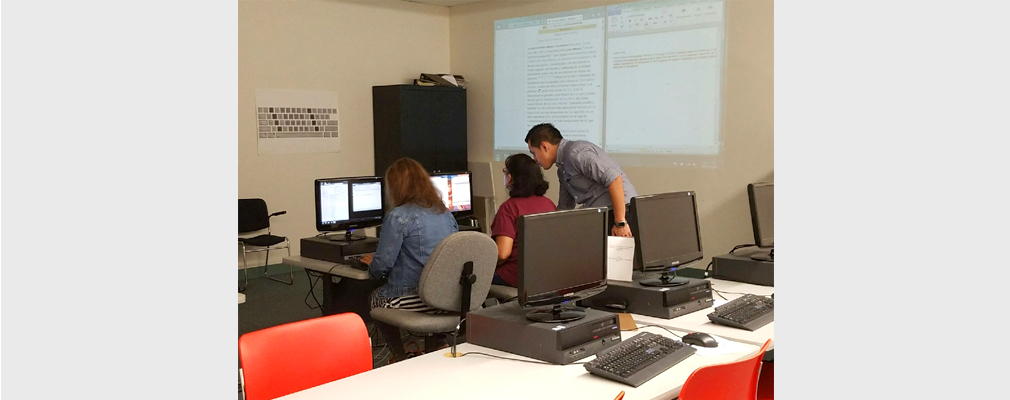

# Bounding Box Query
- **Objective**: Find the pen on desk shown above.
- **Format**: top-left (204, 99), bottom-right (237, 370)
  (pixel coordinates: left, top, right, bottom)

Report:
top-left (613, 390), bottom-right (625, 400)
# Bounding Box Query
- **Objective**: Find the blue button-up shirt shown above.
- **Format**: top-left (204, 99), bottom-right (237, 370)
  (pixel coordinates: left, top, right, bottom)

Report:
top-left (368, 203), bottom-right (459, 298)
top-left (555, 139), bottom-right (638, 209)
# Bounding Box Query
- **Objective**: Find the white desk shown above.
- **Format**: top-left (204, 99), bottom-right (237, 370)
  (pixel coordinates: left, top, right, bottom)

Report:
top-left (631, 279), bottom-right (774, 347)
top-left (278, 327), bottom-right (760, 400)
top-left (282, 255), bottom-right (370, 280)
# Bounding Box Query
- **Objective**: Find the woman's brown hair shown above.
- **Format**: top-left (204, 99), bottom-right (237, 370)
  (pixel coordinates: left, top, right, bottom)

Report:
top-left (384, 157), bottom-right (447, 213)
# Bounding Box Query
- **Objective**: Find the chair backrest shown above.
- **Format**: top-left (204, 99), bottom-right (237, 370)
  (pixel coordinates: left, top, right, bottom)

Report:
top-left (417, 231), bottom-right (498, 312)
top-left (239, 198), bottom-right (270, 234)
top-left (678, 339), bottom-right (773, 400)
top-left (239, 313), bottom-right (371, 400)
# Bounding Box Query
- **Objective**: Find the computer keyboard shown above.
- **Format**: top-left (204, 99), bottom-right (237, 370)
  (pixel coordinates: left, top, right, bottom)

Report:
top-left (343, 253), bottom-right (373, 271)
top-left (584, 331), bottom-right (696, 387)
top-left (707, 294), bottom-right (774, 331)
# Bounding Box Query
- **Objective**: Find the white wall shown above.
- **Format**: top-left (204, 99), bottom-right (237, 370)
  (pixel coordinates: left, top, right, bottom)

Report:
top-left (238, 0), bottom-right (773, 271)
top-left (238, 0), bottom-right (451, 267)
top-left (449, 0), bottom-right (774, 270)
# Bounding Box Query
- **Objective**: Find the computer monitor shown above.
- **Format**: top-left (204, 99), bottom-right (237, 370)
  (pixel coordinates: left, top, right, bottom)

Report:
top-left (747, 182), bottom-right (774, 261)
top-left (629, 191), bottom-right (704, 287)
top-left (517, 207), bottom-right (608, 323)
top-left (314, 176), bottom-right (385, 241)
top-left (429, 171), bottom-right (473, 217)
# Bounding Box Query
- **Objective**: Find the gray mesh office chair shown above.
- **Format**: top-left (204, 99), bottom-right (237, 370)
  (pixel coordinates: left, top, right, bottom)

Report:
top-left (239, 198), bottom-right (293, 290)
top-left (370, 231), bottom-right (497, 357)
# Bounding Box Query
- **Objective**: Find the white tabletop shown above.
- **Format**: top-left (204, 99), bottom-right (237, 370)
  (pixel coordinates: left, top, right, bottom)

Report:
top-left (282, 255), bottom-right (370, 280)
top-left (278, 327), bottom-right (760, 400)
top-left (632, 279), bottom-right (774, 347)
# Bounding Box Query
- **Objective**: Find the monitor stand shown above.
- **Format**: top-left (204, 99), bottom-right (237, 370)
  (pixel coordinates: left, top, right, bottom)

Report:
top-left (750, 248), bottom-right (774, 262)
top-left (639, 270), bottom-right (690, 287)
top-left (525, 304), bottom-right (586, 323)
top-left (326, 230), bottom-right (367, 242)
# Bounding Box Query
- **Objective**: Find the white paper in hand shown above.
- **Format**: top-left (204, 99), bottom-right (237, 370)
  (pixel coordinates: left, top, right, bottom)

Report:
top-left (607, 236), bottom-right (635, 282)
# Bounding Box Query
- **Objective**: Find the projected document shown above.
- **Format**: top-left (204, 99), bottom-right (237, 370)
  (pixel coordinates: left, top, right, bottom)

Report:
top-left (493, 0), bottom-right (726, 166)
top-left (319, 182), bottom-right (349, 223)
top-left (351, 182), bottom-right (382, 212)
top-left (495, 8), bottom-right (607, 154)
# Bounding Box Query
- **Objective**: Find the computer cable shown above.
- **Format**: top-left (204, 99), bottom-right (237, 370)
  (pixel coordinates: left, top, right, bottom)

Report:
top-left (302, 263), bottom-right (344, 310)
top-left (303, 270), bottom-right (323, 310)
top-left (636, 324), bottom-right (684, 338)
top-left (728, 243), bottom-right (757, 254)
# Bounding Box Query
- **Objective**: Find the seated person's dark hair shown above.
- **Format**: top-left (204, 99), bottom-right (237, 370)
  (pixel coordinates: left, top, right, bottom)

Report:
top-left (505, 154), bottom-right (549, 198)
top-left (525, 123), bottom-right (563, 147)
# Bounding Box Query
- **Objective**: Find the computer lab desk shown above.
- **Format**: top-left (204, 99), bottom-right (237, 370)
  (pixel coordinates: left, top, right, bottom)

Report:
top-left (282, 255), bottom-right (381, 321)
top-left (632, 278), bottom-right (775, 348)
top-left (277, 326), bottom-right (762, 400)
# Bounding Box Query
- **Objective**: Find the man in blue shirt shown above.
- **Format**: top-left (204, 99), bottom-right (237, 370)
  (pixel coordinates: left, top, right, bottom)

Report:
top-left (525, 123), bottom-right (639, 237)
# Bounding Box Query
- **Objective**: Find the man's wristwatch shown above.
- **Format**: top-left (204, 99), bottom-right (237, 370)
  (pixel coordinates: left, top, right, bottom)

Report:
top-left (615, 221), bottom-right (628, 228)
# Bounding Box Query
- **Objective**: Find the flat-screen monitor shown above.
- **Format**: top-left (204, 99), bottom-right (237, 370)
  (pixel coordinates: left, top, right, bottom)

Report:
top-left (429, 171), bottom-right (473, 217)
top-left (747, 182), bottom-right (774, 261)
top-left (518, 207), bottom-right (608, 323)
top-left (314, 176), bottom-right (385, 241)
top-left (629, 191), bottom-right (704, 287)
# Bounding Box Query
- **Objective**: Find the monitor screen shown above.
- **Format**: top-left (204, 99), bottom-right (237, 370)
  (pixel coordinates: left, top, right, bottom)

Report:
top-left (517, 208), bottom-right (608, 308)
top-left (630, 191), bottom-right (704, 272)
top-left (748, 182), bottom-right (774, 248)
top-left (314, 176), bottom-right (385, 232)
top-left (430, 171), bottom-right (473, 215)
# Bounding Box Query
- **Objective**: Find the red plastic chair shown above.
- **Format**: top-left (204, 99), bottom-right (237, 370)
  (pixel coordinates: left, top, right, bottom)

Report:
top-left (757, 360), bottom-right (774, 400)
top-left (239, 313), bottom-right (372, 400)
top-left (678, 339), bottom-right (773, 400)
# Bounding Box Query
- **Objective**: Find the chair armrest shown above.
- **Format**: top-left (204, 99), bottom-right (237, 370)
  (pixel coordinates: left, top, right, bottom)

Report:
top-left (268, 211), bottom-right (287, 218)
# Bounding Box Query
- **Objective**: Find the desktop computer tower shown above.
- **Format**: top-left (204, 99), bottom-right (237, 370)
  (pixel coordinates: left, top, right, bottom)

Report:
top-left (580, 277), bottom-right (713, 319)
top-left (467, 302), bottom-right (622, 365)
top-left (711, 248), bottom-right (774, 286)
top-left (300, 236), bottom-right (379, 263)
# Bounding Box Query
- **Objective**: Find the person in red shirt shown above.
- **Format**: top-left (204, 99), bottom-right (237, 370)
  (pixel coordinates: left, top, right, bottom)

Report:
top-left (490, 154), bottom-right (557, 287)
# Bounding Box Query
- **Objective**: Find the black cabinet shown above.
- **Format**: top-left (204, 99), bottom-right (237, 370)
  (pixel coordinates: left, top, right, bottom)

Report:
top-left (372, 85), bottom-right (467, 175)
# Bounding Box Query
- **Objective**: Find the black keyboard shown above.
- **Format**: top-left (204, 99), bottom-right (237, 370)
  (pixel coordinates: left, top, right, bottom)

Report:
top-left (584, 332), bottom-right (696, 387)
top-left (343, 253), bottom-right (372, 271)
top-left (707, 294), bottom-right (774, 331)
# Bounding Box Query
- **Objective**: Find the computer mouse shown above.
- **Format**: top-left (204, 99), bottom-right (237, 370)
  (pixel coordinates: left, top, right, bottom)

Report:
top-left (682, 332), bottom-right (718, 348)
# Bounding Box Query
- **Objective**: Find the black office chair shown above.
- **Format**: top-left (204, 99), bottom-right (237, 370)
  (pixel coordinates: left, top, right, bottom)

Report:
top-left (239, 198), bottom-right (293, 290)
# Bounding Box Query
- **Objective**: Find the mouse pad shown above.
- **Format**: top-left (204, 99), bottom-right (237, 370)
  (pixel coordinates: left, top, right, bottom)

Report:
top-left (618, 313), bottom-right (638, 331)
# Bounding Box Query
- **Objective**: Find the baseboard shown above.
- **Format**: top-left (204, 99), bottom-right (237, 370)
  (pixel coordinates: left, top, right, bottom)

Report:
top-left (237, 263), bottom-right (305, 281)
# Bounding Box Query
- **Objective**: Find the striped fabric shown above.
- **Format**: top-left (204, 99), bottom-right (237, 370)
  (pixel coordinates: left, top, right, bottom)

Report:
top-left (370, 290), bottom-right (446, 315)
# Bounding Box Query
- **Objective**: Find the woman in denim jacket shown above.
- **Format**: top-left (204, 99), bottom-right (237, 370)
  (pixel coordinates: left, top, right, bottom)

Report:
top-left (360, 157), bottom-right (458, 360)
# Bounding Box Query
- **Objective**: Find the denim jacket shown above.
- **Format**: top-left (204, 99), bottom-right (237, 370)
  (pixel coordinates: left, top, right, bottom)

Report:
top-left (369, 203), bottom-right (459, 298)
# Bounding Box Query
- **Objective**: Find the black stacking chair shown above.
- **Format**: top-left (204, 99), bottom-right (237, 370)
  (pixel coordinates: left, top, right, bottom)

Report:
top-left (239, 198), bottom-right (293, 290)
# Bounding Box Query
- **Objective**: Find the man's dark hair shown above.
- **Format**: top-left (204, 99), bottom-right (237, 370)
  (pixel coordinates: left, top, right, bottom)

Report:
top-left (505, 154), bottom-right (549, 198)
top-left (525, 123), bottom-right (563, 147)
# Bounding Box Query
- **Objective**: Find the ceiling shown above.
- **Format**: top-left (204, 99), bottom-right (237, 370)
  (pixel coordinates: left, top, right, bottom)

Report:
top-left (401, 0), bottom-right (490, 7)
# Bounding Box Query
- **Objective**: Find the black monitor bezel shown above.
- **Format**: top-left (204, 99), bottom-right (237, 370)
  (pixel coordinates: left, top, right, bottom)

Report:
top-left (429, 170), bottom-right (474, 218)
top-left (747, 182), bottom-right (774, 248)
top-left (314, 176), bottom-right (385, 232)
top-left (517, 208), bottom-right (609, 308)
top-left (629, 191), bottom-right (704, 273)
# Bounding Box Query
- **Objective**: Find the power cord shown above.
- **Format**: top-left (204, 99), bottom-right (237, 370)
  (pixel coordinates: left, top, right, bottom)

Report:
top-left (303, 263), bottom-right (345, 310)
top-left (728, 244), bottom-right (757, 254)
top-left (636, 324), bottom-right (684, 338)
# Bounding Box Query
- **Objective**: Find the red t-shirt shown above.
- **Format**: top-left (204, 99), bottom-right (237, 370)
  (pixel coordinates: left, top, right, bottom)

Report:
top-left (490, 195), bottom-right (558, 287)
